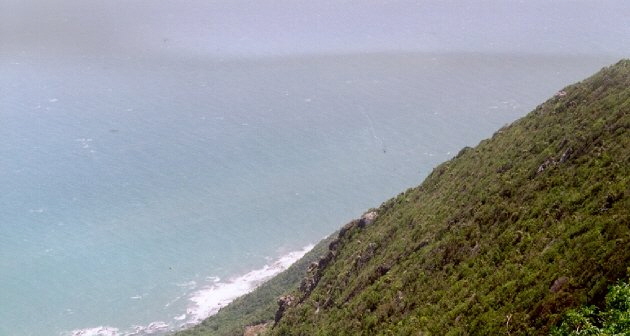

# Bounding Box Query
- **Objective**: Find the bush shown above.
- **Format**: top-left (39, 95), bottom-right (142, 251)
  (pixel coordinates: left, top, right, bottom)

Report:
top-left (550, 280), bottom-right (630, 336)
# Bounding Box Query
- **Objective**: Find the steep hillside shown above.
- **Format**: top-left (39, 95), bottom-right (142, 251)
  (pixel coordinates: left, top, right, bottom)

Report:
top-left (175, 235), bottom-right (336, 336)
top-left (269, 60), bottom-right (630, 335)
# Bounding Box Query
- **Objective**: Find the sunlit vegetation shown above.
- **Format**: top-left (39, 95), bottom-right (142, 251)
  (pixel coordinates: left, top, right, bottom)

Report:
top-left (549, 280), bottom-right (629, 336)
top-left (175, 60), bottom-right (629, 335)
top-left (270, 60), bottom-right (629, 335)
top-left (175, 235), bottom-right (335, 336)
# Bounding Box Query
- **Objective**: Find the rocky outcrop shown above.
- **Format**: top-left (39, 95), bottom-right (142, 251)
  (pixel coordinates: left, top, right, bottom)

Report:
top-left (360, 211), bottom-right (378, 226)
top-left (550, 276), bottom-right (570, 293)
top-left (338, 211), bottom-right (378, 239)
top-left (298, 251), bottom-right (333, 294)
top-left (274, 211), bottom-right (379, 326)
top-left (537, 147), bottom-right (574, 174)
top-left (298, 211), bottom-right (378, 298)
top-left (243, 323), bottom-right (270, 336)
top-left (274, 295), bottom-right (296, 323)
top-left (352, 242), bottom-right (378, 270)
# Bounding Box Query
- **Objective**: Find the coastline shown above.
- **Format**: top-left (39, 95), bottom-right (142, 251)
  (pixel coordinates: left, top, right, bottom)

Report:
top-left (185, 244), bottom-right (315, 325)
top-left (65, 244), bottom-right (314, 336)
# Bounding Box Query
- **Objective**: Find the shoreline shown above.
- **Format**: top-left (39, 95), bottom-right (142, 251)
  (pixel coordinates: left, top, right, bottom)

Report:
top-left (65, 244), bottom-right (315, 336)
top-left (185, 244), bottom-right (315, 324)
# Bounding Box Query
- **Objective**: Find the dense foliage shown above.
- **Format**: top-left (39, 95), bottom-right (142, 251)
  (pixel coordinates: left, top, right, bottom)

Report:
top-left (549, 280), bottom-right (629, 336)
top-left (175, 235), bottom-right (335, 336)
top-left (269, 60), bottom-right (630, 335)
top-left (175, 60), bottom-right (629, 336)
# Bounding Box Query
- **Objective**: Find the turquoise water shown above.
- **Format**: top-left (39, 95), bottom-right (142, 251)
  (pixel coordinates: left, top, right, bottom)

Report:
top-left (0, 53), bottom-right (615, 335)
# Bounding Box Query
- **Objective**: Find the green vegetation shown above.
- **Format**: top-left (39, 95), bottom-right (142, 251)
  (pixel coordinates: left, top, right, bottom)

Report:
top-left (550, 279), bottom-right (629, 336)
top-left (175, 60), bottom-right (630, 335)
top-left (270, 60), bottom-right (630, 335)
top-left (175, 235), bottom-right (336, 336)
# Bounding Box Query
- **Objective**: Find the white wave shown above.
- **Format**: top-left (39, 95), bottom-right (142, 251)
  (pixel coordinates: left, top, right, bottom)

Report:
top-left (61, 245), bottom-right (313, 336)
top-left (175, 280), bottom-right (197, 288)
top-left (144, 322), bottom-right (169, 333)
top-left (65, 321), bottom-right (169, 336)
top-left (67, 326), bottom-right (119, 336)
top-left (185, 244), bottom-right (314, 323)
top-left (164, 294), bottom-right (184, 308)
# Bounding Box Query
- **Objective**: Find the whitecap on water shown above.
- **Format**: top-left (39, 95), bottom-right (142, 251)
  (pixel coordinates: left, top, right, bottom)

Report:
top-left (67, 326), bottom-right (119, 336)
top-left (175, 280), bottom-right (197, 289)
top-left (62, 245), bottom-right (313, 336)
top-left (185, 244), bottom-right (313, 323)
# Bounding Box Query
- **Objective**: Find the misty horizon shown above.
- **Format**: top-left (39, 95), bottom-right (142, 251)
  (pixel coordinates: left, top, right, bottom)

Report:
top-left (2, 0), bottom-right (629, 59)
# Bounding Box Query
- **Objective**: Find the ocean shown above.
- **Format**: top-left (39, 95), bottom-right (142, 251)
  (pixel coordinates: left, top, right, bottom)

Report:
top-left (0, 52), bottom-right (616, 335)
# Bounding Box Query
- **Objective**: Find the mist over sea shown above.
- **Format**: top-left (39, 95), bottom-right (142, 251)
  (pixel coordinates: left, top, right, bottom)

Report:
top-left (2, 0), bottom-right (629, 334)
top-left (0, 51), bottom-right (617, 335)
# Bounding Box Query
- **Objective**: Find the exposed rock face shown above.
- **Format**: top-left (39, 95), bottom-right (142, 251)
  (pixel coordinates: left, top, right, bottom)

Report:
top-left (275, 211), bottom-right (379, 325)
top-left (299, 211), bottom-right (379, 298)
top-left (537, 146), bottom-right (574, 174)
top-left (299, 250), bottom-right (334, 294)
top-left (353, 242), bottom-right (378, 270)
top-left (360, 211), bottom-right (378, 226)
top-left (274, 295), bottom-right (296, 323)
top-left (338, 219), bottom-right (359, 239)
top-left (338, 211), bottom-right (378, 239)
top-left (550, 276), bottom-right (570, 293)
top-left (243, 323), bottom-right (270, 336)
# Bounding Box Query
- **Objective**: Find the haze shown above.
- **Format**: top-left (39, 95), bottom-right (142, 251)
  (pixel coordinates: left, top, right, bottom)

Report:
top-left (2, 0), bottom-right (629, 58)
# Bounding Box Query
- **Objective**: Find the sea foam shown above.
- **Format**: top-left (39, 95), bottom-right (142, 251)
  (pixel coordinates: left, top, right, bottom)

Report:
top-left (67, 326), bottom-right (119, 336)
top-left (185, 244), bottom-right (314, 324)
top-left (63, 244), bottom-right (313, 336)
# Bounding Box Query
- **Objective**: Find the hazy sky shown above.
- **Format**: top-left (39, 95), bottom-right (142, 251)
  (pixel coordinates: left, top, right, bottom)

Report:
top-left (1, 0), bottom-right (629, 57)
